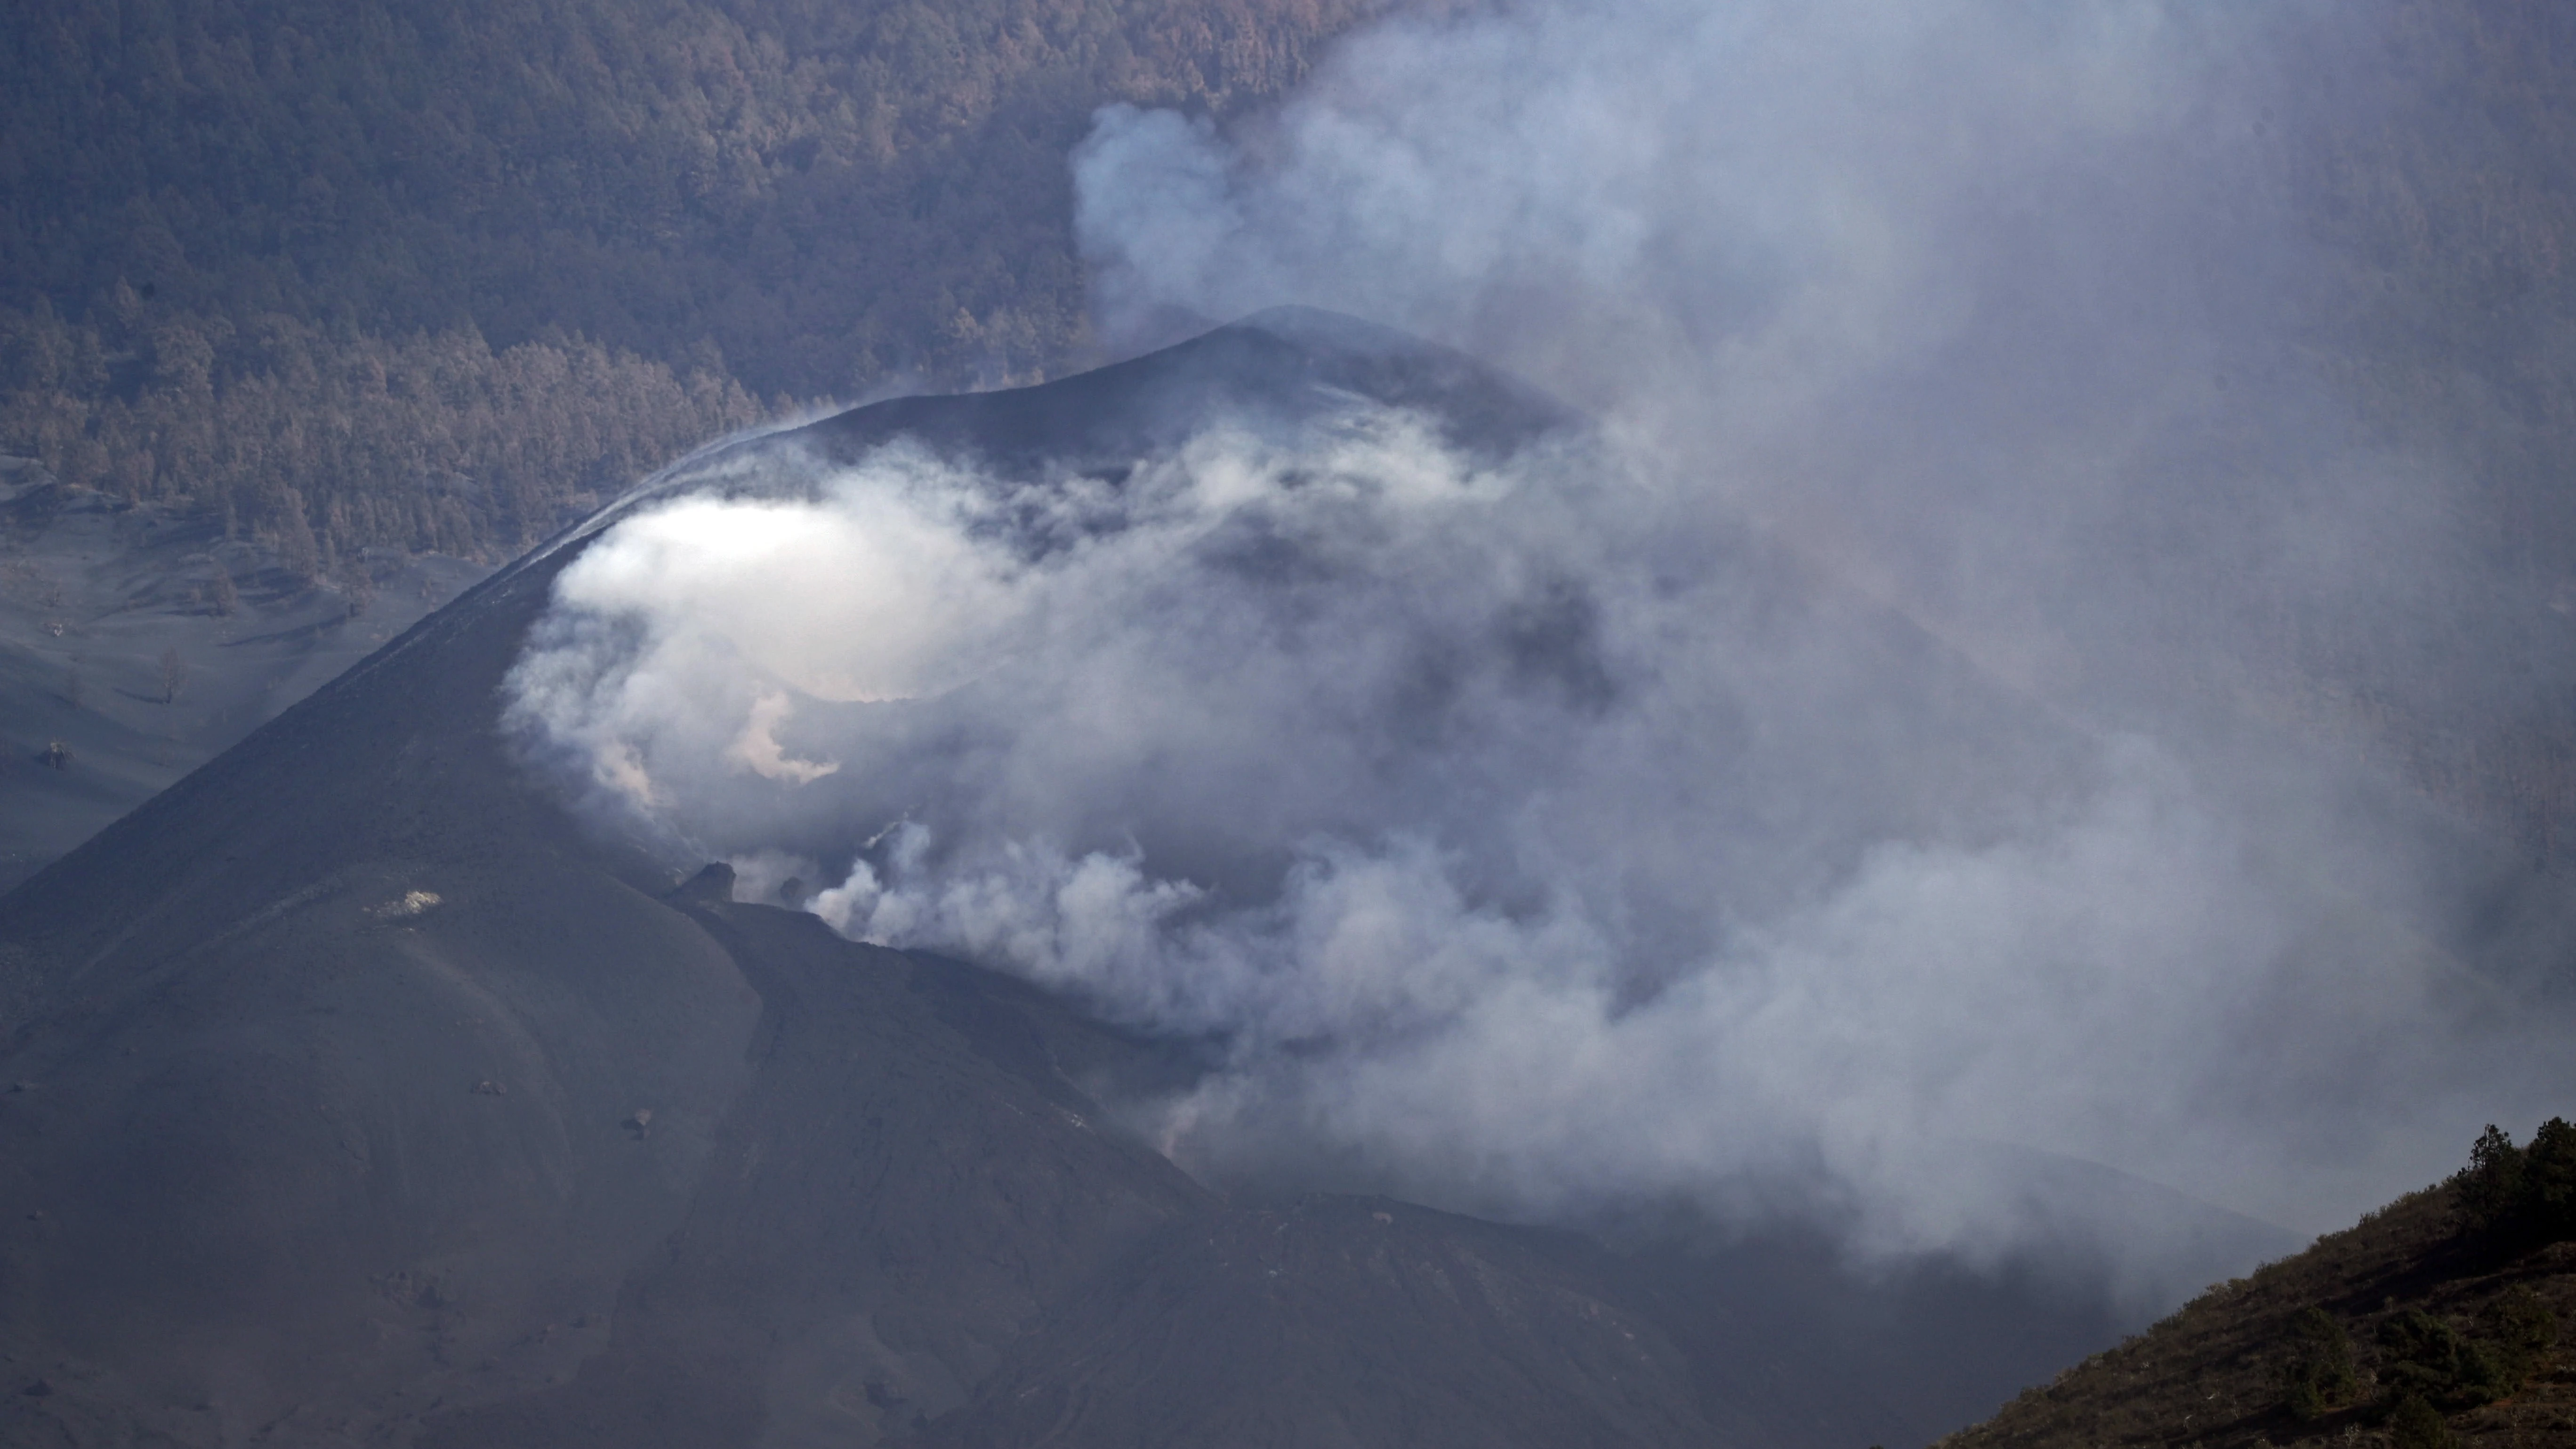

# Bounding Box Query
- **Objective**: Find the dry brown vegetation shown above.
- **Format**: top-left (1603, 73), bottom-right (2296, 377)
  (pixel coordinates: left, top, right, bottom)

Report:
top-left (1941, 1139), bottom-right (2576, 1449)
top-left (0, 0), bottom-right (1378, 561)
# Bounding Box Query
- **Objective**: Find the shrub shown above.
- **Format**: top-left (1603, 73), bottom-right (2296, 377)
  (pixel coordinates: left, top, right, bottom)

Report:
top-left (2281, 1307), bottom-right (2358, 1420)
top-left (2379, 1310), bottom-right (2468, 1402)
top-left (2374, 1290), bottom-right (2559, 1410)
top-left (2388, 1393), bottom-right (2455, 1449)
top-left (2467, 1285), bottom-right (2560, 1400)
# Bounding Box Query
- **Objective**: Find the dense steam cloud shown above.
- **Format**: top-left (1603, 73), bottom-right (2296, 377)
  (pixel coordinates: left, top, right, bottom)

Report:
top-left (507, 0), bottom-right (2573, 1305)
top-left (1071, 0), bottom-right (2398, 703)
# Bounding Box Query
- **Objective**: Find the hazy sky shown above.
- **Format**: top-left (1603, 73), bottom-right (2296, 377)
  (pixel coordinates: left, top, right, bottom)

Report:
top-left (506, 0), bottom-right (2573, 1309)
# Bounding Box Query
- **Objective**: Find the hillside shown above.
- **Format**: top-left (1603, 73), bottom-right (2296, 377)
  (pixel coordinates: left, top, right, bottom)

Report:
top-left (0, 461), bottom-right (490, 892)
top-left (0, 0), bottom-right (1376, 565)
top-left (0, 309), bottom-right (2188, 1449)
top-left (0, 0), bottom-right (1388, 883)
top-left (6, 0), bottom-right (2576, 877)
top-left (1940, 1121), bottom-right (2576, 1449)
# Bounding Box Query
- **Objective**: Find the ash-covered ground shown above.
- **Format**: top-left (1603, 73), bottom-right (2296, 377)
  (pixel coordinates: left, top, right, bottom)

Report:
top-left (0, 458), bottom-right (488, 891)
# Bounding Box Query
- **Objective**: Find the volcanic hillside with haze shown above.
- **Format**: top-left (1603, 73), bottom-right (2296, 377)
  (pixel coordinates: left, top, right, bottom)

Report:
top-left (0, 312), bottom-right (2213, 1449)
top-left (7, 1), bottom-right (2576, 1446)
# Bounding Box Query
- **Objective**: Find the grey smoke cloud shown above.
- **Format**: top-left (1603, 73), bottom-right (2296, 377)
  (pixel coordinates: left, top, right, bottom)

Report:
top-left (1070, 0), bottom-right (2357, 690)
top-left (505, 0), bottom-right (2572, 1307)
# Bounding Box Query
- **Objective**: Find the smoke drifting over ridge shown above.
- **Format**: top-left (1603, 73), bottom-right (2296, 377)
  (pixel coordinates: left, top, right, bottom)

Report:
top-left (1071, 0), bottom-right (2427, 704)
top-left (505, 0), bottom-right (2573, 1303)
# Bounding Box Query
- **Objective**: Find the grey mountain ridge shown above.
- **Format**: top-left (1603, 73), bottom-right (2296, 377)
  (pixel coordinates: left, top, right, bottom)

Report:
top-left (0, 312), bottom-right (2276, 1448)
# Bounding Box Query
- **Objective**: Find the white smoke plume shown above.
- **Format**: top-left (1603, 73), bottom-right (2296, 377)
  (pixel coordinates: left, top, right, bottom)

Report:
top-left (505, 0), bottom-right (2575, 1307)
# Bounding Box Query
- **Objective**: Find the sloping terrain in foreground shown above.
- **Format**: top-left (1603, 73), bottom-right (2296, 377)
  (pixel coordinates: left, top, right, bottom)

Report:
top-left (1940, 1135), bottom-right (2576, 1449)
top-left (0, 311), bottom-right (2229, 1448)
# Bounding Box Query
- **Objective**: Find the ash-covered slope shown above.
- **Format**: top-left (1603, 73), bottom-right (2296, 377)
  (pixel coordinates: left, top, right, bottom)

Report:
top-left (0, 311), bottom-right (2214, 1449)
top-left (0, 465), bottom-right (489, 893)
